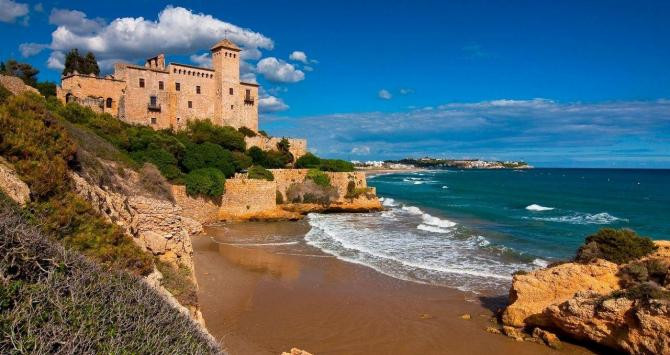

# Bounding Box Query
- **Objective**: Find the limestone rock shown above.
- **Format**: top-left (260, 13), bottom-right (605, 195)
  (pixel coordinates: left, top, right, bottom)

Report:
top-left (0, 74), bottom-right (40, 96)
top-left (460, 313), bottom-right (471, 320)
top-left (485, 326), bottom-right (501, 334)
top-left (546, 291), bottom-right (670, 354)
top-left (502, 259), bottom-right (620, 327)
top-left (0, 159), bottom-right (30, 206)
top-left (502, 326), bottom-right (525, 341)
top-left (282, 348), bottom-right (312, 355)
top-left (532, 328), bottom-right (562, 349)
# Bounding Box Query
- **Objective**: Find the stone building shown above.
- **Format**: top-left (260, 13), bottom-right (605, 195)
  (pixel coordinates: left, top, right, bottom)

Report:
top-left (57, 39), bottom-right (259, 131)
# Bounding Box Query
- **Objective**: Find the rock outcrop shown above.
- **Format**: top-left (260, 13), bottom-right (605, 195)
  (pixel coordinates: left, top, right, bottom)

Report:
top-left (545, 290), bottom-right (670, 354)
top-left (0, 74), bottom-right (40, 96)
top-left (502, 241), bottom-right (670, 354)
top-left (502, 259), bottom-right (621, 327)
top-left (0, 158), bottom-right (30, 206)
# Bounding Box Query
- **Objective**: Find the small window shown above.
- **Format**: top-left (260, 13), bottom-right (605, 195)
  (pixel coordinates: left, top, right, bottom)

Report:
top-left (229, 88), bottom-right (233, 95)
top-left (139, 78), bottom-right (145, 88)
top-left (233, 54), bottom-right (236, 58)
top-left (230, 105), bottom-right (234, 109)
top-left (173, 69), bottom-right (176, 73)
top-left (245, 89), bottom-right (251, 98)
top-left (177, 117), bottom-right (181, 122)
top-left (196, 85), bottom-right (201, 94)
top-left (159, 81), bottom-right (164, 90)
top-left (106, 98), bottom-right (112, 108)
top-left (150, 96), bottom-right (157, 107)
top-left (188, 101), bottom-right (192, 108)
top-left (150, 117), bottom-right (157, 125)
top-left (176, 82), bottom-right (180, 91)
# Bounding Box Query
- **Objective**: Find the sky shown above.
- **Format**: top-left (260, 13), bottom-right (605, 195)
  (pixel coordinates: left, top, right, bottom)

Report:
top-left (1, 0), bottom-right (669, 167)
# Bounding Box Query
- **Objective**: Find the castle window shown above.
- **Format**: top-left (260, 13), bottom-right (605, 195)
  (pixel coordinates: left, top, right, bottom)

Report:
top-left (188, 101), bottom-right (192, 108)
top-left (231, 105), bottom-right (234, 109)
top-left (176, 82), bottom-right (180, 91)
top-left (177, 117), bottom-right (181, 122)
top-left (173, 68), bottom-right (177, 73)
top-left (151, 117), bottom-right (156, 125)
top-left (196, 86), bottom-right (201, 94)
top-left (139, 78), bottom-right (145, 88)
top-left (106, 98), bottom-right (112, 108)
top-left (233, 54), bottom-right (236, 58)
top-left (229, 88), bottom-right (233, 95)
top-left (159, 81), bottom-right (164, 90)
top-left (150, 96), bottom-right (157, 107)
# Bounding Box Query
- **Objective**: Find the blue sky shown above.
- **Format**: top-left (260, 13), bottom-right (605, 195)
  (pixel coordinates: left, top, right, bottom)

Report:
top-left (1, 0), bottom-right (669, 167)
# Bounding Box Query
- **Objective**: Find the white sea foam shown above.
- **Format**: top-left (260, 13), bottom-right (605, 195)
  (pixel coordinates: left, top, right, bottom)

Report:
top-left (417, 224), bottom-right (450, 234)
top-left (421, 213), bottom-right (457, 228)
top-left (413, 181), bottom-right (424, 185)
top-left (528, 212), bottom-right (626, 225)
top-left (533, 258), bottom-right (549, 268)
top-left (442, 185), bottom-right (449, 189)
top-left (525, 204), bottom-right (554, 211)
top-left (401, 205), bottom-right (423, 215)
top-left (380, 197), bottom-right (397, 207)
top-left (476, 235), bottom-right (491, 247)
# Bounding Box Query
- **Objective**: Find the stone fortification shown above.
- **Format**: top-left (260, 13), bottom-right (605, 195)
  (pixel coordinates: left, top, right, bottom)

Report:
top-left (245, 136), bottom-right (307, 159)
top-left (218, 178), bottom-right (279, 220)
top-left (171, 185), bottom-right (220, 224)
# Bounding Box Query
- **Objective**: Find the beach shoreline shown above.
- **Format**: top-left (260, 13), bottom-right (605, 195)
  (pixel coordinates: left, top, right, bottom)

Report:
top-left (193, 221), bottom-right (595, 354)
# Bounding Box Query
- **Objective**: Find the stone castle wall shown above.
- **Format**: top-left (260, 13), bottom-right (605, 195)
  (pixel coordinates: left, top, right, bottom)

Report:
top-left (171, 185), bottom-right (221, 224)
top-left (245, 136), bottom-right (307, 159)
top-left (219, 178), bottom-right (276, 219)
top-left (56, 74), bottom-right (125, 115)
top-left (0, 75), bottom-right (40, 96)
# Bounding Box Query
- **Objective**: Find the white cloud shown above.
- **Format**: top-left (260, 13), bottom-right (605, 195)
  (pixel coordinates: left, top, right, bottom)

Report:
top-left (399, 88), bottom-right (414, 95)
top-left (260, 98), bottom-right (670, 166)
top-left (259, 95), bottom-right (289, 113)
top-left (351, 146), bottom-right (371, 155)
top-left (289, 50), bottom-right (308, 63)
top-left (19, 42), bottom-right (48, 57)
top-left (303, 65), bottom-right (314, 72)
top-left (0, 0), bottom-right (29, 23)
top-left (189, 53), bottom-right (212, 68)
top-left (378, 89), bottom-right (392, 100)
top-left (49, 9), bottom-right (105, 35)
top-left (256, 57), bottom-right (305, 83)
top-left (47, 50), bottom-right (65, 69)
top-left (45, 6), bottom-right (274, 69)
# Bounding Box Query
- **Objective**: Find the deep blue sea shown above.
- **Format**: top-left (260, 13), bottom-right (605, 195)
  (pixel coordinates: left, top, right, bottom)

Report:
top-left (304, 169), bottom-right (670, 294)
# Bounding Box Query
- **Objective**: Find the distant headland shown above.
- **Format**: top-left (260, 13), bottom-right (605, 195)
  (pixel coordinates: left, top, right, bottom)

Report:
top-left (353, 157), bottom-right (532, 171)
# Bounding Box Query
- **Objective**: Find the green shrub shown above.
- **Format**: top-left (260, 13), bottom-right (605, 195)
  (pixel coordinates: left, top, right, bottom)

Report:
top-left (609, 283), bottom-right (670, 302)
top-left (186, 119), bottom-right (246, 151)
top-left (258, 130), bottom-right (269, 137)
top-left (34, 81), bottom-right (57, 97)
top-left (238, 126), bottom-right (257, 137)
top-left (248, 165), bottom-right (274, 181)
top-left (295, 152), bottom-right (321, 169)
top-left (265, 149), bottom-right (292, 168)
top-left (184, 168), bottom-right (225, 197)
top-left (575, 228), bottom-right (657, 264)
top-left (306, 169), bottom-right (331, 187)
top-left (0, 83), bottom-right (10, 104)
top-left (232, 151), bottom-right (252, 171)
top-left (182, 142), bottom-right (235, 177)
top-left (247, 146), bottom-right (267, 165)
top-left (277, 137), bottom-right (290, 153)
top-left (132, 147), bottom-right (181, 180)
top-left (319, 158), bottom-right (355, 172)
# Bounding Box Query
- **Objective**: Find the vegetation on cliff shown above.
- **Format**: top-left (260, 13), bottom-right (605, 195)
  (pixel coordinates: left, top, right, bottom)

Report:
top-left (1, 60), bottom-right (56, 97)
top-left (0, 194), bottom-right (218, 353)
top-left (576, 228), bottom-right (657, 265)
top-left (296, 152), bottom-right (354, 172)
top-left (247, 165), bottom-right (274, 181)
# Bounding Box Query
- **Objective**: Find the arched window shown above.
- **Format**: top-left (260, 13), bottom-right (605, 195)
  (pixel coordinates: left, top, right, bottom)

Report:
top-left (106, 98), bottom-right (112, 108)
top-left (65, 93), bottom-right (73, 103)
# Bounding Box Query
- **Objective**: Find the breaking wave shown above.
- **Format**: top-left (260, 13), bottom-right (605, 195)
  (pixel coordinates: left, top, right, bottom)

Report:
top-left (525, 204), bottom-right (555, 211)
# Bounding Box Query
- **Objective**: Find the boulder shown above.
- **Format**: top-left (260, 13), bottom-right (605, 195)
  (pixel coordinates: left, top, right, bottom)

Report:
top-left (502, 259), bottom-right (620, 327)
top-left (0, 159), bottom-right (30, 206)
top-left (502, 326), bottom-right (524, 341)
top-left (532, 328), bottom-right (562, 349)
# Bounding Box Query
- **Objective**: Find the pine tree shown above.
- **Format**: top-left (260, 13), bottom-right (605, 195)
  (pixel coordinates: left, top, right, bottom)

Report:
top-left (84, 52), bottom-right (100, 76)
top-left (63, 49), bottom-right (100, 76)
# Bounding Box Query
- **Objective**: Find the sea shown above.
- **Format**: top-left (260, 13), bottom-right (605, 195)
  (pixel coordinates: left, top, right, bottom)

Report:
top-left (304, 168), bottom-right (670, 294)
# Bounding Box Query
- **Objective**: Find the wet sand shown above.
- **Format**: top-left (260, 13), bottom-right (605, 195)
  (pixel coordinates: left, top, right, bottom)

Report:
top-left (193, 221), bottom-right (595, 355)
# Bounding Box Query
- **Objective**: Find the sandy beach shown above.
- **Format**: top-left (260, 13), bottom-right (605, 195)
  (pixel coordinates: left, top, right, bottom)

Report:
top-left (193, 221), bottom-right (597, 355)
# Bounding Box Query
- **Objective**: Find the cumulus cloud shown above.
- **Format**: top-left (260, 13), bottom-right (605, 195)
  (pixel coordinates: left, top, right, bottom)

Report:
top-left (47, 50), bottom-right (65, 69)
top-left (289, 50), bottom-right (308, 63)
top-left (0, 0), bottom-right (29, 23)
top-left (351, 146), bottom-right (371, 155)
top-left (256, 57), bottom-right (305, 83)
top-left (19, 43), bottom-right (48, 57)
top-left (189, 53), bottom-right (212, 68)
top-left (378, 89), bottom-right (392, 100)
top-left (399, 88), bottom-right (414, 95)
top-left (259, 95), bottom-right (289, 113)
top-left (44, 6), bottom-right (273, 70)
top-left (260, 99), bottom-right (670, 167)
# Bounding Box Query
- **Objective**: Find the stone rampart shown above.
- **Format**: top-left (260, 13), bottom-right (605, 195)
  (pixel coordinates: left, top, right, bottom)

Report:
top-left (219, 178), bottom-right (277, 219)
top-left (0, 74), bottom-right (40, 96)
top-left (171, 185), bottom-right (221, 224)
top-left (245, 136), bottom-right (307, 159)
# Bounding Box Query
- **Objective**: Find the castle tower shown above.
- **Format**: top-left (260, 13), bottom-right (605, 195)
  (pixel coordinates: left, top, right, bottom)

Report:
top-left (211, 39), bottom-right (241, 126)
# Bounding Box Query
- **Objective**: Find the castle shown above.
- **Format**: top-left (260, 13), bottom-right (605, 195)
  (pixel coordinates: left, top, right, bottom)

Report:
top-left (57, 39), bottom-right (259, 131)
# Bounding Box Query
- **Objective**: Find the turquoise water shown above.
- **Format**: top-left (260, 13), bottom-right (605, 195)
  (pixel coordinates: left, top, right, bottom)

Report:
top-left (304, 168), bottom-right (670, 293)
top-left (369, 169), bottom-right (670, 260)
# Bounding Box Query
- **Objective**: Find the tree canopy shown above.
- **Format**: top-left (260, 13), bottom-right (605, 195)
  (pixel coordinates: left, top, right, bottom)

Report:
top-left (63, 49), bottom-right (100, 76)
top-left (0, 60), bottom-right (39, 86)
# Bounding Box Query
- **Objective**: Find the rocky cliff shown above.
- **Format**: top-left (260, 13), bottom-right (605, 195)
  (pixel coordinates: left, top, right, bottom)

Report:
top-left (502, 241), bottom-right (670, 354)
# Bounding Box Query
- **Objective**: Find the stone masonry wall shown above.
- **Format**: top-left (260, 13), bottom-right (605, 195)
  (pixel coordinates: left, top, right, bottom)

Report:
top-left (57, 74), bottom-right (126, 116)
top-left (219, 178), bottom-right (276, 219)
top-left (171, 185), bottom-right (221, 224)
top-left (269, 169), bottom-right (370, 203)
top-left (0, 75), bottom-right (40, 96)
top-left (245, 136), bottom-right (307, 159)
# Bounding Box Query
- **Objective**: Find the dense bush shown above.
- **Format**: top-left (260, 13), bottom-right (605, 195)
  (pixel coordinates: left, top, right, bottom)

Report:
top-left (182, 142), bottom-right (235, 177)
top-left (247, 165), bottom-right (274, 181)
top-left (619, 259), bottom-right (670, 288)
top-left (0, 196), bottom-right (219, 353)
top-left (319, 158), bottom-right (355, 172)
top-left (184, 168), bottom-right (225, 197)
top-left (238, 126), bottom-right (257, 137)
top-left (132, 147), bottom-right (182, 180)
top-left (232, 151), bottom-right (253, 171)
top-left (186, 119), bottom-right (246, 151)
top-left (247, 146), bottom-right (291, 168)
top-left (575, 228), bottom-right (657, 264)
top-left (295, 152), bottom-right (321, 169)
top-left (306, 169), bottom-right (331, 187)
